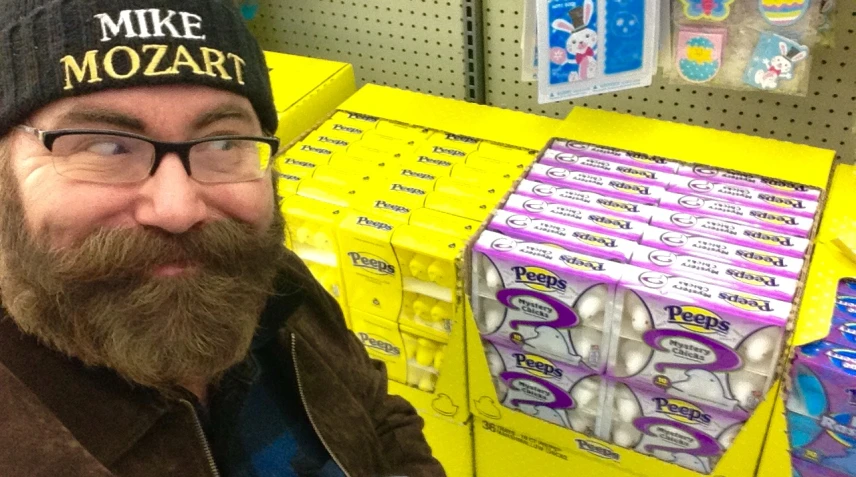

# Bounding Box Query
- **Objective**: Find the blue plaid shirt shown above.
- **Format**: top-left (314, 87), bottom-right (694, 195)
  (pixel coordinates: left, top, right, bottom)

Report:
top-left (200, 343), bottom-right (346, 477)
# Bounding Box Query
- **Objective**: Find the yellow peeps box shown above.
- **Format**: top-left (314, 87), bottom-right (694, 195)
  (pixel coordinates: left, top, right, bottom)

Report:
top-left (468, 108), bottom-right (835, 477)
top-left (264, 51), bottom-right (355, 147)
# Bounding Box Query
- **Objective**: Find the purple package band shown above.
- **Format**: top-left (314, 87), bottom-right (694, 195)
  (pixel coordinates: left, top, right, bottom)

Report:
top-left (649, 208), bottom-right (810, 259)
top-left (791, 456), bottom-right (853, 477)
top-left (483, 339), bottom-right (605, 434)
top-left (640, 226), bottom-right (805, 280)
top-left (551, 139), bottom-right (681, 174)
top-left (471, 230), bottom-right (625, 372)
top-left (489, 209), bottom-right (637, 263)
top-left (677, 164), bottom-right (821, 201)
top-left (787, 342), bottom-right (856, 476)
top-left (630, 244), bottom-right (798, 302)
top-left (528, 163), bottom-right (665, 206)
top-left (539, 149), bottom-right (675, 187)
top-left (668, 175), bottom-right (818, 219)
top-left (503, 193), bottom-right (647, 242)
top-left (609, 265), bottom-right (790, 414)
top-left (601, 380), bottom-right (747, 474)
top-left (658, 191), bottom-right (814, 238)
top-left (515, 179), bottom-right (655, 223)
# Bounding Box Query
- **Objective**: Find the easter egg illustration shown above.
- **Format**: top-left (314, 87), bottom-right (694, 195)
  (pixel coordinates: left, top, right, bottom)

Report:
top-left (759, 0), bottom-right (811, 27)
top-left (676, 29), bottom-right (726, 84)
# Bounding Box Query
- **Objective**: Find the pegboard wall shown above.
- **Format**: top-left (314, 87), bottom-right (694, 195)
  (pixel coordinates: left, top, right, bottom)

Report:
top-left (248, 1), bottom-right (468, 99)
top-left (483, 2), bottom-right (856, 163)
top-left (249, 1), bottom-right (856, 163)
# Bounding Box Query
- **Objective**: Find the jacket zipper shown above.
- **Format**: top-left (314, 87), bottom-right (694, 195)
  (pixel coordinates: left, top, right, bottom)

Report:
top-left (179, 399), bottom-right (222, 477)
top-left (291, 333), bottom-right (354, 477)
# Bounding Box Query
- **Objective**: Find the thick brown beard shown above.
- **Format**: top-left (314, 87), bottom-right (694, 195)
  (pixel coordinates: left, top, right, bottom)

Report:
top-left (0, 139), bottom-right (287, 394)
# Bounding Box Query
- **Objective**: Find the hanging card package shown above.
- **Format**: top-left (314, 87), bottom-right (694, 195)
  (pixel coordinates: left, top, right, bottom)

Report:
top-left (522, 0), bottom-right (539, 82)
top-left (536, 0), bottom-right (660, 103)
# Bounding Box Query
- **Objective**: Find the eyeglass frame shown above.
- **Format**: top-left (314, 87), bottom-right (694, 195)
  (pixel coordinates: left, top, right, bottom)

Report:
top-left (15, 125), bottom-right (281, 184)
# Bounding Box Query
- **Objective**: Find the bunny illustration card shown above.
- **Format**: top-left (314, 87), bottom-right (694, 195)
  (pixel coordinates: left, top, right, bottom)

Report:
top-left (537, 0), bottom-right (659, 103)
top-left (743, 32), bottom-right (809, 91)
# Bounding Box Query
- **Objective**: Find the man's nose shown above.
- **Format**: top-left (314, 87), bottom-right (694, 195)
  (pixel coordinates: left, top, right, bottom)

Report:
top-left (133, 153), bottom-right (208, 234)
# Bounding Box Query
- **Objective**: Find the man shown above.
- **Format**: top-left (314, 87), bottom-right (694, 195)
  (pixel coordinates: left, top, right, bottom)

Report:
top-left (0, 1), bottom-right (444, 476)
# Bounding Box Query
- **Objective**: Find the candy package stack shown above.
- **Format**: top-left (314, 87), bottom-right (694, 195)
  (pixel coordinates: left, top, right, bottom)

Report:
top-left (787, 279), bottom-right (856, 477)
top-left (470, 137), bottom-right (822, 474)
top-left (276, 110), bottom-right (539, 395)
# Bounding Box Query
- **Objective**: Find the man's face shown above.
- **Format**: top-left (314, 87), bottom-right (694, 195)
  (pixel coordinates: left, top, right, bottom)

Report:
top-left (0, 85), bottom-right (286, 392)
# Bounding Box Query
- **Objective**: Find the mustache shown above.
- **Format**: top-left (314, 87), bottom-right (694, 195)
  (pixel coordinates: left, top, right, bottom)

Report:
top-left (24, 218), bottom-right (286, 291)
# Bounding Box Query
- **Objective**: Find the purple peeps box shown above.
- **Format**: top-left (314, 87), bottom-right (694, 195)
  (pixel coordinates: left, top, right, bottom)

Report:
top-left (503, 193), bottom-right (648, 242)
top-left (471, 230), bottom-right (625, 373)
top-left (489, 209), bottom-right (637, 263)
top-left (787, 342), bottom-right (856, 476)
top-left (550, 139), bottom-right (682, 174)
top-left (640, 226), bottom-right (805, 280)
top-left (834, 279), bottom-right (856, 323)
top-left (676, 164), bottom-right (821, 202)
top-left (791, 456), bottom-right (853, 477)
top-left (658, 191), bottom-right (815, 238)
top-left (483, 339), bottom-right (606, 435)
top-left (668, 175), bottom-right (818, 219)
top-left (527, 163), bottom-right (665, 206)
top-left (648, 208), bottom-right (810, 259)
top-left (608, 265), bottom-right (791, 415)
top-left (600, 378), bottom-right (748, 475)
top-left (629, 244), bottom-right (798, 302)
top-left (514, 179), bottom-right (655, 223)
top-left (539, 148), bottom-right (675, 187)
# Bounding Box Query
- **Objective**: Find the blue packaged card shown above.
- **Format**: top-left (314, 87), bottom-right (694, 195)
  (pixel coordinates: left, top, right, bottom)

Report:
top-left (743, 32), bottom-right (809, 91)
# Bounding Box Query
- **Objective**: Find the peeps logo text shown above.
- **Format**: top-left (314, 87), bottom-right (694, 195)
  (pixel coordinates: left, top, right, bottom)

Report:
top-left (749, 210), bottom-right (798, 226)
top-left (513, 353), bottom-right (564, 379)
top-left (347, 112), bottom-right (378, 122)
top-left (665, 305), bottom-right (730, 335)
top-left (761, 178), bottom-right (810, 193)
top-left (301, 144), bottom-right (332, 155)
top-left (390, 183), bottom-right (427, 195)
top-left (511, 266), bottom-right (567, 293)
top-left (725, 269), bottom-right (779, 288)
top-left (588, 214), bottom-right (631, 230)
top-left (828, 349), bottom-right (856, 376)
top-left (317, 136), bottom-right (349, 147)
top-left (719, 292), bottom-right (773, 313)
top-left (653, 398), bottom-right (712, 425)
top-left (616, 166), bottom-right (656, 180)
top-left (401, 169), bottom-right (436, 180)
top-left (283, 157), bottom-right (315, 168)
top-left (356, 216), bottom-right (394, 231)
top-left (444, 133), bottom-right (478, 144)
top-left (357, 333), bottom-right (401, 356)
top-left (560, 255), bottom-right (605, 272)
top-left (417, 155), bottom-right (453, 167)
top-left (374, 200), bottom-right (411, 214)
top-left (596, 198), bottom-right (639, 213)
top-left (576, 440), bottom-right (620, 461)
top-left (572, 231), bottom-right (617, 248)
top-left (332, 124), bottom-right (363, 134)
top-left (758, 194), bottom-right (805, 210)
top-left (820, 414), bottom-right (856, 443)
top-left (743, 230), bottom-right (794, 247)
top-left (609, 180), bottom-right (650, 196)
top-left (432, 146), bottom-right (467, 158)
top-left (347, 252), bottom-right (396, 275)
top-left (736, 249), bottom-right (786, 268)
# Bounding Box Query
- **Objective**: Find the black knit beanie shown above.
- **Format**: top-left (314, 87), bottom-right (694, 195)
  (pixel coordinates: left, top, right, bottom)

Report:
top-left (0, 0), bottom-right (277, 136)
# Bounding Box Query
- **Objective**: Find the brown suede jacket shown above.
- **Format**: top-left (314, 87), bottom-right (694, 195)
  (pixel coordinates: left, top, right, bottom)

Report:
top-left (0, 256), bottom-right (445, 477)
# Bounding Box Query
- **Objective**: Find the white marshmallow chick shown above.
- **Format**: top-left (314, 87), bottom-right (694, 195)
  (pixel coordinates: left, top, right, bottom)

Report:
top-left (731, 371), bottom-right (767, 408)
top-left (618, 340), bottom-right (650, 377)
top-left (484, 344), bottom-right (506, 377)
top-left (493, 377), bottom-right (509, 401)
top-left (617, 397), bottom-right (641, 423)
top-left (612, 423), bottom-right (641, 448)
top-left (742, 328), bottom-right (779, 364)
top-left (480, 299), bottom-right (506, 333)
top-left (566, 409), bottom-right (595, 433)
top-left (569, 326), bottom-right (602, 361)
top-left (571, 380), bottom-right (600, 409)
top-left (481, 255), bottom-right (503, 291)
top-left (574, 285), bottom-right (607, 324)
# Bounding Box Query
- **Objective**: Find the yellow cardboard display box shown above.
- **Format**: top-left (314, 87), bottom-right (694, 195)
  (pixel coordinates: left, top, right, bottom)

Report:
top-left (470, 107), bottom-right (836, 477)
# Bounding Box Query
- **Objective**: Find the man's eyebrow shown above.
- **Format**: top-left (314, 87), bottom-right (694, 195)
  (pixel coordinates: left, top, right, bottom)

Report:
top-left (54, 109), bottom-right (146, 132)
top-left (192, 104), bottom-right (257, 131)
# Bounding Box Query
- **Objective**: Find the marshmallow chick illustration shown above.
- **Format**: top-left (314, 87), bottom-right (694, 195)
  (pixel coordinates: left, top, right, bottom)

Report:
top-left (672, 369), bottom-right (730, 403)
top-left (518, 404), bottom-right (570, 428)
top-left (521, 326), bottom-right (575, 361)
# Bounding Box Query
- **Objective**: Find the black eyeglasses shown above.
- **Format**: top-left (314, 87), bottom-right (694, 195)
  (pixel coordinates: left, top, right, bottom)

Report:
top-left (17, 126), bottom-right (280, 184)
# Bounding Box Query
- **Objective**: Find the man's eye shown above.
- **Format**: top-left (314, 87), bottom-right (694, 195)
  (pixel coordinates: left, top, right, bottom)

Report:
top-left (86, 142), bottom-right (129, 155)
